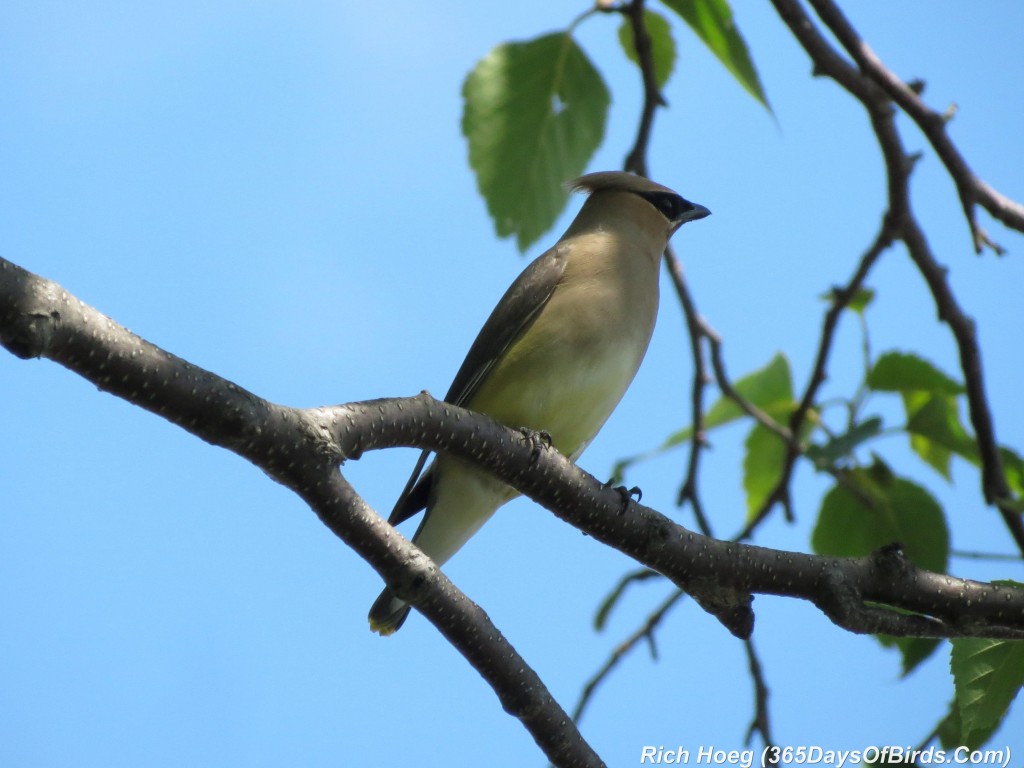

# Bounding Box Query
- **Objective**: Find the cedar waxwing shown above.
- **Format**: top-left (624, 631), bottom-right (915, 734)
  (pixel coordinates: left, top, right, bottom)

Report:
top-left (369, 171), bottom-right (710, 634)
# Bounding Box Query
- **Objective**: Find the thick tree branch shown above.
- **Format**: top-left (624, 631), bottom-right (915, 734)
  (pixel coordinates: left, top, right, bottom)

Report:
top-left (311, 399), bottom-right (1024, 641)
top-left (298, 472), bottom-right (608, 767)
top-left (4, 258), bottom-right (1024, 767)
top-left (14, 257), bottom-right (1024, 634)
top-left (0, 258), bottom-right (604, 768)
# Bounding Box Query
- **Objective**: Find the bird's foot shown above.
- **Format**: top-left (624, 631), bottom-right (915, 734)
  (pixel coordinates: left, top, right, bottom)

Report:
top-left (605, 481), bottom-right (642, 514)
top-left (518, 427), bottom-right (552, 464)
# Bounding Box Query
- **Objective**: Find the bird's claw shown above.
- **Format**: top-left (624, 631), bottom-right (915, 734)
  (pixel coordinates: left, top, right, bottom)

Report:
top-left (605, 482), bottom-right (642, 514)
top-left (519, 427), bottom-right (553, 464)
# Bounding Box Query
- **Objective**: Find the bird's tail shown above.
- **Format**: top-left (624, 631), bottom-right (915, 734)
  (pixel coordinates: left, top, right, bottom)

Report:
top-left (368, 587), bottom-right (411, 635)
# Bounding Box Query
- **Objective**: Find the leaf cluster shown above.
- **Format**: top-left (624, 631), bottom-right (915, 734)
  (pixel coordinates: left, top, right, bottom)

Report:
top-left (462, 0), bottom-right (769, 251)
top-left (609, 292), bottom-right (1024, 743)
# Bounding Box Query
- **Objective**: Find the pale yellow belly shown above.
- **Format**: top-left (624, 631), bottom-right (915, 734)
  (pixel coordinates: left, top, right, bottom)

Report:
top-left (469, 331), bottom-right (644, 460)
top-left (415, 253), bottom-right (658, 566)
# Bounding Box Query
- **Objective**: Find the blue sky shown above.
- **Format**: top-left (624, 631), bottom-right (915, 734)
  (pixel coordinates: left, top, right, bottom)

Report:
top-left (2, 2), bottom-right (1023, 765)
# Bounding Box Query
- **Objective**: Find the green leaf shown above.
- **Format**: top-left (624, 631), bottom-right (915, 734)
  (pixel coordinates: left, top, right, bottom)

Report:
top-left (867, 352), bottom-right (975, 479)
top-left (617, 9), bottom-right (676, 90)
top-left (873, 598), bottom-right (943, 676)
top-left (934, 701), bottom-right (962, 748)
top-left (742, 393), bottom-right (824, 520)
top-left (847, 287), bottom-right (875, 314)
top-left (934, 698), bottom-right (1000, 751)
top-left (743, 422), bottom-right (787, 520)
top-left (631, 352), bottom-right (794, 456)
top-left (462, 32), bottom-right (610, 252)
top-left (936, 699), bottom-right (997, 750)
top-left (999, 447), bottom-right (1024, 509)
top-left (904, 391), bottom-right (979, 477)
top-left (818, 286), bottom-right (875, 315)
top-left (611, 353), bottom-right (795, 484)
top-left (702, 352), bottom-right (795, 429)
top-left (805, 416), bottom-right (883, 465)
top-left (812, 469), bottom-right (949, 575)
top-left (814, 469), bottom-right (951, 674)
top-left (875, 634), bottom-right (941, 677)
top-left (951, 633), bottom-right (1024, 747)
top-left (865, 453), bottom-right (895, 486)
top-left (661, 0), bottom-right (771, 111)
top-left (867, 351), bottom-right (965, 395)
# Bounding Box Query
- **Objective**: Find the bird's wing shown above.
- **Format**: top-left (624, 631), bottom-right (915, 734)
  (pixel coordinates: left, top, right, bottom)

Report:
top-left (445, 243), bottom-right (569, 407)
top-left (388, 452), bottom-right (433, 525)
top-left (387, 243), bottom-right (570, 526)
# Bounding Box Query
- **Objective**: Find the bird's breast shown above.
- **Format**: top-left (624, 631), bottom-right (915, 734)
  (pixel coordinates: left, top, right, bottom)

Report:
top-left (468, 259), bottom-right (658, 460)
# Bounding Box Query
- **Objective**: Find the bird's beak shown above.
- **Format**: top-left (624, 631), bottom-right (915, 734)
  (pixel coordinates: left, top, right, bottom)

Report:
top-left (670, 201), bottom-right (711, 234)
top-left (680, 202), bottom-right (711, 224)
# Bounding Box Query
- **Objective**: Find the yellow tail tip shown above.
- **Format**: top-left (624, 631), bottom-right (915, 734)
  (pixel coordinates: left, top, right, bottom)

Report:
top-left (368, 588), bottom-right (412, 635)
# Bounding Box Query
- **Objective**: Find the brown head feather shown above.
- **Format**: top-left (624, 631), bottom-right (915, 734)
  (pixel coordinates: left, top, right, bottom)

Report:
top-left (567, 171), bottom-right (679, 197)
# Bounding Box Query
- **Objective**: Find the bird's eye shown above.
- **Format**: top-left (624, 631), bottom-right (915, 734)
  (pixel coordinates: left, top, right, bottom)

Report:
top-left (640, 192), bottom-right (685, 220)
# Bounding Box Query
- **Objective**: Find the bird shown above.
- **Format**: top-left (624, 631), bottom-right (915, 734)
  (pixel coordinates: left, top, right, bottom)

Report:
top-left (369, 171), bottom-right (710, 634)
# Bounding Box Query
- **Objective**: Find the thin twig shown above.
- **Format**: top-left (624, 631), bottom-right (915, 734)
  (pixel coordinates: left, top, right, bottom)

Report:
top-left (572, 589), bottom-right (686, 724)
top-left (951, 549), bottom-right (1023, 562)
top-left (900, 217), bottom-right (1024, 552)
top-left (618, 0), bottom-right (716, 535)
top-left (737, 221), bottom-right (893, 539)
top-left (622, 0), bottom-right (666, 176)
top-left (664, 244), bottom-right (716, 536)
top-left (807, 0), bottom-right (1024, 252)
top-left (813, 0), bottom-right (1023, 550)
top-left (743, 639), bottom-right (775, 749)
top-left (769, 0), bottom-right (1024, 557)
